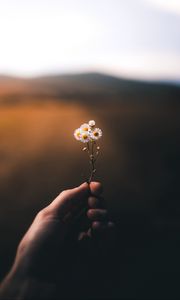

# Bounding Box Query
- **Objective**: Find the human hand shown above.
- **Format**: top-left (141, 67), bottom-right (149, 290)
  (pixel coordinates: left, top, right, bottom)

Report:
top-left (0, 182), bottom-right (115, 299)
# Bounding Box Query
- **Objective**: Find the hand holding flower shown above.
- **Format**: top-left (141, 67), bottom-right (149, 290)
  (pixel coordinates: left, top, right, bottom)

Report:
top-left (0, 182), bottom-right (115, 300)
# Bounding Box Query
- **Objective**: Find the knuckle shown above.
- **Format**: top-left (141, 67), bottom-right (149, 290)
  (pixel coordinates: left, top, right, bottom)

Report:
top-left (87, 209), bottom-right (93, 218)
top-left (92, 221), bottom-right (101, 229)
top-left (88, 196), bottom-right (99, 207)
top-left (59, 189), bottom-right (70, 198)
top-left (87, 208), bottom-right (108, 220)
top-left (36, 207), bottom-right (52, 220)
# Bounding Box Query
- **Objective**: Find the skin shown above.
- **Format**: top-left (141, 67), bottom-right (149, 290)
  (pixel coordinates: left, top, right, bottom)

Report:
top-left (0, 182), bottom-right (115, 299)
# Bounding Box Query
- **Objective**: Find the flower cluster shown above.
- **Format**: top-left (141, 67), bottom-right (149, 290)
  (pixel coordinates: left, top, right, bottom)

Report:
top-left (74, 120), bottom-right (102, 143)
top-left (73, 120), bottom-right (102, 183)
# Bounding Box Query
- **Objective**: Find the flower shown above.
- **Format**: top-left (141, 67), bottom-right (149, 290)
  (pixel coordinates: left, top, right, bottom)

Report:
top-left (80, 131), bottom-right (90, 143)
top-left (80, 123), bottom-right (90, 132)
top-left (74, 128), bottom-right (82, 141)
top-left (88, 120), bottom-right (95, 127)
top-left (73, 120), bottom-right (102, 183)
top-left (90, 128), bottom-right (102, 140)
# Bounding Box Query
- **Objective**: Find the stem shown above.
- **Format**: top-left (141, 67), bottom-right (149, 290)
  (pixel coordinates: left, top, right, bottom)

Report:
top-left (86, 142), bottom-right (90, 154)
top-left (87, 141), bottom-right (96, 184)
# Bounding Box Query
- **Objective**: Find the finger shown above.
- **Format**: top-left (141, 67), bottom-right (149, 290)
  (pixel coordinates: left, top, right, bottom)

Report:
top-left (63, 204), bottom-right (87, 224)
top-left (92, 221), bottom-right (115, 231)
top-left (49, 182), bottom-right (89, 218)
top-left (87, 209), bottom-right (108, 221)
top-left (88, 196), bottom-right (101, 208)
top-left (78, 228), bottom-right (92, 241)
top-left (89, 181), bottom-right (103, 197)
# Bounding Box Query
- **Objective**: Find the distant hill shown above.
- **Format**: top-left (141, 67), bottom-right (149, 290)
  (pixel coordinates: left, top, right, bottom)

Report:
top-left (0, 72), bottom-right (180, 103)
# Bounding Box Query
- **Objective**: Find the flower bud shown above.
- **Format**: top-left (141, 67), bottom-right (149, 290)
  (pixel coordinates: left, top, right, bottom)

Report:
top-left (88, 120), bottom-right (95, 127)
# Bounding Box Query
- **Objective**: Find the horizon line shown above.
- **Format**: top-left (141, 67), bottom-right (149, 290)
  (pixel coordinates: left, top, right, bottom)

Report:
top-left (0, 70), bottom-right (180, 85)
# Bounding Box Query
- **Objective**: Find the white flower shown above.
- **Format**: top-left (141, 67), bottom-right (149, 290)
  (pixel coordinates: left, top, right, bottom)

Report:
top-left (74, 120), bottom-right (102, 144)
top-left (80, 123), bottom-right (90, 132)
top-left (90, 128), bottom-right (102, 140)
top-left (80, 131), bottom-right (90, 143)
top-left (88, 120), bottom-right (95, 127)
top-left (74, 128), bottom-right (82, 141)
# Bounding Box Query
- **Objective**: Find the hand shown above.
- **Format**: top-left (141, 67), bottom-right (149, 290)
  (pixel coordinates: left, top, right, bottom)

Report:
top-left (0, 182), bottom-right (115, 299)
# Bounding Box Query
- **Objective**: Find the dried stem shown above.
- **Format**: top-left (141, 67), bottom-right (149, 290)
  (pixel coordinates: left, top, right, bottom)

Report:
top-left (83, 141), bottom-right (100, 184)
top-left (87, 141), bottom-right (97, 184)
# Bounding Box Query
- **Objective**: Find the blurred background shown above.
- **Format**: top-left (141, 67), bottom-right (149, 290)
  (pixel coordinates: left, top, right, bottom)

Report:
top-left (0, 0), bottom-right (180, 299)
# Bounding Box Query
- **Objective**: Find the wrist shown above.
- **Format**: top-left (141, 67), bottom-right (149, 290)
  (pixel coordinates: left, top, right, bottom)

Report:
top-left (0, 264), bottom-right (55, 300)
top-left (0, 265), bottom-right (25, 300)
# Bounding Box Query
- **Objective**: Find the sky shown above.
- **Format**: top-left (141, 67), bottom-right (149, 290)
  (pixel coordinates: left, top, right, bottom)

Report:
top-left (0, 0), bottom-right (180, 81)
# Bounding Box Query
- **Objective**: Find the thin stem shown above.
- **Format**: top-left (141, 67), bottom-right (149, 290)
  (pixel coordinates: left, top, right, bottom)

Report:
top-left (86, 142), bottom-right (90, 154)
top-left (87, 141), bottom-right (96, 183)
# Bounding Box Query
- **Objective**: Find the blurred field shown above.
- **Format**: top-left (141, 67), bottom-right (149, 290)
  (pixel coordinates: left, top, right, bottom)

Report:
top-left (0, 73), bottom-right (180, 298)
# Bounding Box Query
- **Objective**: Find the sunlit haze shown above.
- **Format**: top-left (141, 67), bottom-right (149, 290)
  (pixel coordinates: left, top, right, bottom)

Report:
top-left (0, 0), bottom-right (180, 81)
